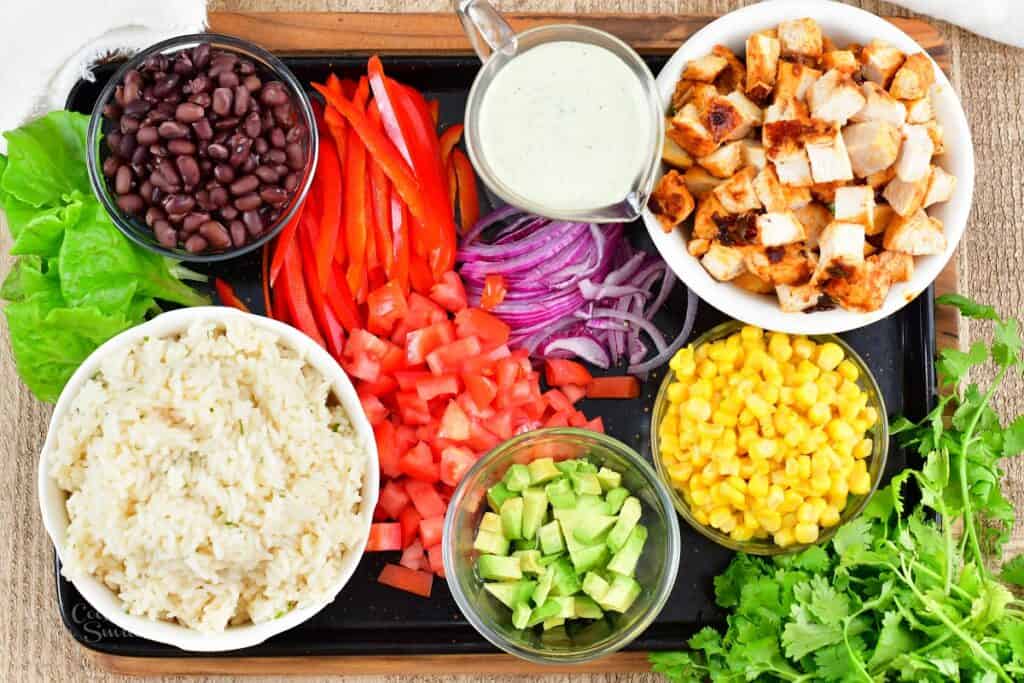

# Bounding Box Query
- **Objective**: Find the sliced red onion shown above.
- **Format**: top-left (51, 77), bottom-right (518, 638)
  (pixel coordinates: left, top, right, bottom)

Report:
top-left (544, 336), bottom-right (611, 369)
top-left (629, 287), bottom-right (699, 375)
top-left (588, 307), bottom-right (668, 354)
top-left (579, 278), bottom-right (647, 301)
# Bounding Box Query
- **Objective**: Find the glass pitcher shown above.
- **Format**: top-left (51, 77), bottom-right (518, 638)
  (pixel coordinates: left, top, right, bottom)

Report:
top-left (453, 0), bottom-right (664, 223)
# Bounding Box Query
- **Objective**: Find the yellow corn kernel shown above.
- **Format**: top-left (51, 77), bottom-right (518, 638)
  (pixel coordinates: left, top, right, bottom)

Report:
top-left (791, 336), bottom-right (814, 359)
top-left (765, 485), bottom-right (786, 508)
top-left (744, 393), bottom-right (772, 419)
top-left (838, 379), bottom-right (861, 399)
top-left (849, 470), bottom-right (872, 495)
top-left (794, 522), bottom-right (820, 544)
top-left (730, 525), bottom-right (755, 542)
top-left (738, 408), bottom-right (757, 427)
top-left (797, 502), bottom-right (818, 525)
top-left (692, 508), bottom-right (709, 525)
top-left (697, 421), bottom-right (724, 439)
top-left (660, 433), bottom-right (679, 453)
top-left (837, 359), bottom-right (859, 381)
top-left (774, 528), bottom-right (795, 548)
top-left (740, 325), bottom-right (763, 343)
top-left (670, 347), bottom-right (694, 369)
top-left (820, 505), bottom-right (841, 527)
top-left (757, 509), bottom-right (783, 533)
top-left (750, 438), bottom-right (778, 460)
top-left (810, 472), bottom-right (832, 496)
top-left (689, 379), bottom-right (713, 401)
top-left (819, 371), bottom-right (842, 389)
top-left (829, 474), bottom-right (849, 498)
top-left (766, 332), bottom-right (791, 360)
top-left (686, 398), bottom-right (712, 422)
top-left (660, 413), bottom-right (678, 433)
top-left (816, 342), bottom-right (844, 371)
top-left (711, 410), bottom-right (736, 428)
top-left (753, 381), bottom-right (778, 405)
top-left (747, 474), bottom-right (770, 499)
top-left (669, 463), bottom-right (693, 484)
top-left (799, 456), bottom-right (814, 480)
top-left (721, 482), bottom-right (746, 508)
top-left (816, 383), bottom-right (836, 406)
top-left (690, 487), bottom-right (710, 507)
top-left (666, 383), bottom-right (687, 404)
top-left (698, 360), bottom-right (718, 380)
top-left (709, 507), bottom-right (737, 532)
top-left (718, 455), bottom-right (740, 477)
top-left (839, 395), bottom-right (869, 422)
top-left (778, 386), bottom-right (795, 405)
top-left (759, 421), bottom-right (777, 439)
top-left (794, 381), bottom-right (819, 409)
top-left (738, 457), bottom-right (756, 479)
top-left (827, 419), bottom-right (855, 443)
top-left (780, 490), bottom-right (804, 513)
top-left (854, 438), bottom-right (873, 460)
top-left (860, 406), bottom-right (879, 428)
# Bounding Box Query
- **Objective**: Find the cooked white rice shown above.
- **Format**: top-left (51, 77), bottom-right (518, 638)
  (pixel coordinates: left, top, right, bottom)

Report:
top-left (49, 317), bottom-right (369, 633)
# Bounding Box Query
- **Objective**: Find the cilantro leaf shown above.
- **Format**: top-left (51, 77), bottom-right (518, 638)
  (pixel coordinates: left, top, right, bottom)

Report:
top-left (1002, 555), bottom-right (1024, 587)
top-left (782, 619), bottom-right (843, 660)
top-left (936, 341), bottom-right (988, 386)
top-left (648, 651), bottom-right (707, 683)
top-left (936, 293), bottom-right (1000, 320)
top-left (993, 318), bottom-right (1024, 367)
top-left (1003, 416), bottom-right (1024, 458)
top-left (867, 612), bottom-right (918, 669)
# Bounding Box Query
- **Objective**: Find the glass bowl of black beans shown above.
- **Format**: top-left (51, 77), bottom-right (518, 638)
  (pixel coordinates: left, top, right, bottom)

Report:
top-left (86, 33), bottom-right (318, 261)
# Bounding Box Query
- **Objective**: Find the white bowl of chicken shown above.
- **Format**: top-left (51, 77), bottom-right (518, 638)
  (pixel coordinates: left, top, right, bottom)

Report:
top-left (642, 0), bottom-right (973, 334)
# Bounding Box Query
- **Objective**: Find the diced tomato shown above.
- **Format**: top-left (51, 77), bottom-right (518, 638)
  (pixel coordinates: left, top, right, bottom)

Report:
top-left (378, 479), bottom-right (410, 519)
top-left (405, 479), bottom-right (447, 519)
top-left (366, 281), bottom-right (409, 336)
top-left (373, 502), bottom-right (389, 521)
top-left (359, 393), bottom-right (389, 425)
top-left (358, 373), bottom-right (399, 397)
top-left (346, 328), bottom-right (391, 361)
top-left (378, 563), bottom-right (433, 598)
top-left (466, 421), bottom-right (500, 453)
top-left (400, 441), bottom-right (440, 483)
top-left (586, 375), bottom-right (641, 399)
top-left (427, 544), bottom-right (445, 578)
top-left (398, 504), bottom-right (422, 547)
top-left (344, 354), bottom-right (381, 383)
top-left (457, 392), bottom-right (494, 421)
top-left (544, 389), bottom-right (573, 414)
top-left (426, 336), bottom-right (482, 375)
top-left (545, 358), bottom-right (593, 387)
top-left (400, 539), bottom-right (427, 571)
top-left (569, 410), bottom-right (588, 427)
top-left (440, 446), bottom-right (476, 486)
top-left (428, 271), bottom-right (467, 312)
top-left (395, 369), bottom-right (433, 391)
top-left (366, 522), bottom-right (403, 551)
top-left (415, 373), bottom-right (459, 401)
top-left (584, 416), bottom-right (605, 433)
top-left (480, 274), bottom-right (506, 311)
top-left (375, 419), bottom-right (401, 478)
top-left (463, 373), bottom-right (497, 410)
top-left (496, 379), bottom-right (533, 411)
top-left (405, 320), bottom-right (455, 365)
top-left (495, 357), bottom-right (520, 389)
top-left (405, 292), bottom-right (447, 328)
top-left (544, 411), bottom-right (570, 428)
top-left (380, 343), bottom-right (406, 373)
top-left (563, 383), bottom-right (586, 404)
top-left (454, 308), bottom-right (510, 348)
top-left (419, 515), bottom-right (444, 548)
top-left (490, 411), bottom-right (514, 440)
top-left (438, 400), bottom-right (470, 441)
top-left (396, 391), bottom-right (432, 425)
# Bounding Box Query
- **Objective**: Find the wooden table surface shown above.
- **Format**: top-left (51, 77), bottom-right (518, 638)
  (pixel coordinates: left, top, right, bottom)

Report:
top-left (2, 1), bottom-right (1022, 681)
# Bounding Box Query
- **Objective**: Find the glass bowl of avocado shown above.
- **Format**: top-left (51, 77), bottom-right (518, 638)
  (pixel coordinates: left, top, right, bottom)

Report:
top-left (443, 427), bottom-right (680, 664)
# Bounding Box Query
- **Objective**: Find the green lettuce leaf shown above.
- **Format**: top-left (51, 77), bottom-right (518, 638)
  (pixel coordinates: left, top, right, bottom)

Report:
top-left (1, 111), bottom-right (90, 207)
top-left (10, 196), bottom-right (82, 257)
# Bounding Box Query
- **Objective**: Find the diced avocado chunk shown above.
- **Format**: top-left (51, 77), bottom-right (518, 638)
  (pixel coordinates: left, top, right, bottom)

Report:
top-left (599, 574), bottom-right (642, 613)
top-left (551, 510), bottom-right (584, 555)
top-left (597, 467), bottom-right (622, 492)
top-left (605, 487), bottom-right (629, 514)
top-left (576, 494), bottom-right (611, 515)
top-left (574, 596), bottom-right (605, 620)
top-left (545, 478), bottom-right (576, 509)
top-left (528, 457), bottom-right (562, 485)
top-left (513, 550), bottom-right (544, 575)
top-left (527, 599), bottom-right (562, 627)
top-left (533, 569), bottom-right (555, 608)
top-left (501, 496), bottom-right (524, 540)
top-left (514, 537), bottom-right (539, 551)
top-left (571, 472), bottom-right (602, 496)
top-left (521, 488), bottom-right (547, 540)
top-left (549, 557), bottom-right (582, 596)
top-left (582, 571), bottom-right (611, 602)
top-left (487, 482), bottom-right (515, 513)
top-left (474, 530), bottom-right (510, 556)
top-left (538, 520), bottom-right (565, 555)
top-left (607, 496), bottom-right (642, 552)
top-left (504, 464), bottom-right (532, 492)
top-left (570, 543), bottom-right (609, 574)
top-left (539, 552), bottom-right (564, 567)
top-left (479, 511), bottom-right (503, 535)
top-left (512, 602), bottom-right (532, 629)
top-left (543, 616), bottom-right (565, 630)
top-left (484, 580), bottom-right (536, 609)
top-left (572, 514), bottom-right (618, 544)
top-left (551, 595), bottom-right (576, 619)
top-left (477, 554), bottom-right (522, 581)
top-left (555, 459), bottom-right (580, 475)
top-left (606, 524), bottom-right (647, 577)
top-left (577, 460), bottom-right (598, 474)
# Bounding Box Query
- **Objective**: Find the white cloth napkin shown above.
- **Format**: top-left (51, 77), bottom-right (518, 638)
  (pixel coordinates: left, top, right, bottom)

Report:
top-left (0, 0), bottom-right (207, 154)
top-left (890, 0), bottom-right (1024, 48)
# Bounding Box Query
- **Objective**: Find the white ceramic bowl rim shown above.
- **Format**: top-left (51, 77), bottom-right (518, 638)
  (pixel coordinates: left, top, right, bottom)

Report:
top-left (36, 307), bottom-right (380, 652)
top-left (642, 0), bottom-right (975, 334)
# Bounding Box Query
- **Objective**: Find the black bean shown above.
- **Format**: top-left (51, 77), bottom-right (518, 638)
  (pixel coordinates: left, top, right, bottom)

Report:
top-left (168, 139), bottom-right (197, 156)
top-left (163, 193), bottom-right (195, 215)
top-left (229, 174), bottom-right (259, 195)
top-left (234, 193), bottom-right (261, 211)
top-left (175, 102), bottom-right (204, 123)
top-left (176, 155), bottom-right (200, 187)
top-left (123, 99), bottom-right (150, 117)
top-left (154, 220), bottom-right (178, 248)
top-left (139, 181), bottom-right (155, 202)
top-left (243, 74), bottom-right (261, 92)
top-left (183, 212), bottom-right (209, 233)
top-left (192, 43), bottom-right (211, 69)
top-left (233, 85), bottom-right (250, 117)
top-left (266, 148), bottom-right (286, 164)
top-left (189, 92), bottom-right (212, 108)
top-left (260, 109), bottom-right (275, 132)
top-left (145, 206), bottom-right (166, 227)
top-left (188, 74), bottom-right (211, 94)
top-left (229, 220), bottom-right (247, 247)
top-left (150, 169), bottom-right (175, 192)
top-left (219, 206), bottom-right (239, 221)
top-left (207, 143), bottom-right (229, 160)
top-left (273, 103), bottom-right (295, 127)
top-left (123, 80), bottom-right (140, 104)
top-left (136, 125), bottom-right (159, 145)
top-left (106, 131), bottom-right (123, 154)
top-left (229, 138), bottom-right (252, 168)
top-left (192, 118), bottom-right (214, 141)
top-left (260, 186), bottom-right (288, 205)
top-left (142, 54), bottom-right (167, 73)
top-left (218, 71), bottom-right (239, 89)
top-left (199, 220), bottom-right (231, 249)
top-left (184, 234), bottom-right (208, 253)
top-left (213, 164), bottom-right (235, 184)
top-left (254, 165), bottom-right (279, 184)
top-left (238, 59), bottom-right (256, 75)
top-left (286, 123), bottom-right (307, 144)
top-left (103, 103), bottom-right (122, 119)
top-left (260, 81), bottom-right (288, 106)
top-left (153, 74), bottom-right (180, 98)
top-left (117, 193), bottom-right (144, 214)
top-left (241, 155), bottom-right (258, 173)
top-left (158, 121), bottom-right (189, 139)
top-left (210, 186), bottom-right (229, 207)
top-left (120, 116), bottom-right (139, 135)
top-left (285, 143), bottom-right (306, 170)
top-left (242, 209), bottom-right (264, 236)
top-left (158, 159), bottom-right (181, 186)
top-left (253, 137), bottom-right (269, 155)
top-left (130, 144), bottom-right (149, 170)
top-left (213, 117), bottom-right (240, 131)
top-left (212, 87), bottom-right (233, 116)
top-left (208, 54), bottom-right (237, 77)
top-left (145, 107), bottom-right (169, 124)
top-left (241, 111), bottom-right (262, 138)
top-left (283, 172), bottom-right (299, 192)
top-left (195, 189), bottom-right (213, 211)
top-left (102, 157), bottom-right (120, 177)
top-left (114, 165), bottom-right (133, 194)
top-left (269, 127), bottom-right (286, 149)
top-left (173, 53), bottom-right (194, 76)
top-left (118, 134), bottom-right (137, 159)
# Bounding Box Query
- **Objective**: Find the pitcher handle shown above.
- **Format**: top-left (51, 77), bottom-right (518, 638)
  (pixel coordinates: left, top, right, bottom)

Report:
top-left (453, 0), bottom-right (518, 63)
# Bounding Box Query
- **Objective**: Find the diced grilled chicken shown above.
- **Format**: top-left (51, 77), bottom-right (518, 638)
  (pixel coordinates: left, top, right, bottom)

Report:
top-left (883, 209), bottom-right (946, 255)
top-left (822, 260), bottom-right (891, 312)
top-left (662, 133), bottom-right (694, 169)
top-left (690, 83), bottom-right (720, 114)
top-left (778, 18), bottom-right (823, 59)
top-left (756, 211), bottom-right (806, 246)
top-left (871, 250), bottom-right (914, 283)
top-left (814, 221), bottom-right (865, 283)
top-left (805, 124), bottom-right (854, 184)
top-left (821, 50), bottom-right (859, 75)
top-left (671, 79), bottom-right (696, 113)
top-left (732, 271), bottom-right (776, 294)
top-left (693, 194), bottom-right (729, 240)
top-left (777, 283), bottom-right (822, 312)
top-left (684, 166), bottom-right (726, 199)
top-left (882, 174), bottom-right (929, 217)
top-left (688, 238), bottom-right (711, 257)
top-left (649, 170), bottom-right (696, 232)
top-left (795, 202), bottom-right (832, 248)
top-left (833, 185), bottom-right (875, 230)
top-left (775, 62), bottom-right (821, 102)
top-left (871, 204), bottom-right (895, 236)
top-left (746, 32), bottom-right (782, 101)
top-left (852, 82), bottom-right (907, 126)
top-left (807, 69), bottom-right (866, 125)
top-left (865, 165), bottom-right (897, 190)
top-left (859, 39), bottom-right (905, 87)
top-left (895, 124), bottom-right (934, 182)
top-left (772, 148), bottom-right (814, 187)
top-left (810, 181), bottom-right (845, 204)
top-left (744, 243), bottom-right (814, 285)
top-left (754, 163), bottom-right (811, 212)
top-left (712, 45), bottom-right (747, 93)
top-left (740, 140), bottom-right (768, 170)
top-left (707, 91), bottom-right (763, 142)
top-left (683, 53), bottom-right (730, 83)
top-left (863, 241), bottom-right (879, 257)
top-left (923, 165), bottom-right (956, 207)
top-left (762, 117), bottom-right (824, 188)
top-left (842, 120), bottom-right (901, 177)
top-left (713, 167), bottom-right (762, 214)
top-left (669, 104), bottom-right (720, 158)
top-left (923, 120), bottom-right (945, 155)
top-left (702, 243), bottom-right (747, 281)
top-left (904, 96), bottom-right (933, 123)
top-left (764, 96), bottom-right (810, 124)
top-left (699, 141), bottom-right (746, 178)
top-left (889, 53), bottom-right (935, 101)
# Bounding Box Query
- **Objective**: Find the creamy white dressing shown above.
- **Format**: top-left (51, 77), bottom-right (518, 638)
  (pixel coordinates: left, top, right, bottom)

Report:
top-left (478, 41), bottom-right (652, 212)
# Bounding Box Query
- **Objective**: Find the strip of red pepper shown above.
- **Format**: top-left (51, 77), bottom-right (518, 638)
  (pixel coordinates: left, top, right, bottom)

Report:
top-left (280, 233), bottom-right (326, 348)
top-left (261, 244), bottom-right (274, 318)
top-left (427, 99), bottom-right (440, 126)
top-left (438, 124), bottom-right (463, 168)
top-left (268, 209), bottom-right (303, 287)
top-left (298, 209), bottom-right (346, 358)
top-left (366, 56), bottom-right (413, 167)
top-left (452, 149), bottom-right (480, 234)
top-left (344, 79), bottom-right (371, 302)
top-left (214, 278), bottom-right (250, 312)
top-left (390, 187), bottom-right (410, 295)
top-left (313, 134), bottom-right (343, 292)
top-left (327, 261), bottom-right (364, 332)
top-left (367, 103), bottom-right (395, 276)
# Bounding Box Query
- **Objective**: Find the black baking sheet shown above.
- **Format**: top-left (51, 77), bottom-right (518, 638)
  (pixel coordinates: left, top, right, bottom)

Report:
top-left (57, 55), bottom-right (937, 657)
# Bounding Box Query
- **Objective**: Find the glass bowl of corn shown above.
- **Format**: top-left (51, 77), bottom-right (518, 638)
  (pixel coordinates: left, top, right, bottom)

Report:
top-left (650, 321), bottom-right (888, 554)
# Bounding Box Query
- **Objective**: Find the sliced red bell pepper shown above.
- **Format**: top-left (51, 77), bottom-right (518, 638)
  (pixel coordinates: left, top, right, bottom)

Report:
top-left (409, 254), bottom-right (434, 294)
top-left (446, 160), bottom-right (458, 216)
top-left (326, 262), bottom-right (363, 332)
top-left (366, 523), bottom-right (403, 552)
top-left (586, 375), bottom-right (641, 399)
top-left (452, 148), bottom-right (479, 234)
top-left (214, 278), bottom-right (249, 312)
top-left (299, 214), bottom-right (346, 358)
top-left (353, 75), bottom-right (370, 108)
top-left (438, 124), bottom-right (464, 168)
top-left (427, 99), bottom-right (440, 126)
top-left (280, 236), bottom-right (326, 348)
top-left (268, 208), bottom-right (304, 287)
top-left (545, 359), bottom-right (593, 387)
top-left (261, 244), bottom-right (274, 318)
top-left (479, 274), bottom-right (507, 312)
top-left (390, 189), bottom-right (410, 294)
top-left (314, 134), bottom-right (343, 292)
top-left (378, 563), bottom-right (433, 598)
top-left (344, 109), bottom-right (369, 300)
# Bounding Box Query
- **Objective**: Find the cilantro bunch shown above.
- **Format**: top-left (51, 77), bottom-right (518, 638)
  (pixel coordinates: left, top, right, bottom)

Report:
top-left (651, 295), bottom-right (1024, 682)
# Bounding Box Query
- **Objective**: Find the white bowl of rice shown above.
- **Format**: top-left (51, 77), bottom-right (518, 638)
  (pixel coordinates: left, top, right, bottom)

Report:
top-left (37, 307), bottom-right (379, 652)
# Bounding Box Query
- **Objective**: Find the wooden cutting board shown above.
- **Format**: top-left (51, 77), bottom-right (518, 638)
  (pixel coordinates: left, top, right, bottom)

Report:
top-left (84, 11), bottom-right (957, 676)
